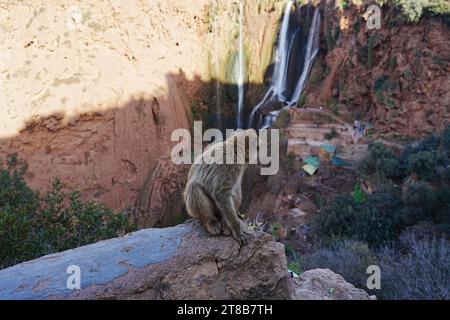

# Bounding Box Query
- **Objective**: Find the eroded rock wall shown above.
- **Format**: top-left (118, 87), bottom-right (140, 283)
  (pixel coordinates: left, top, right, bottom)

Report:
top-left (304, 1), bottom-right (450, 138)
top-left (0, 0), bottom-right (284, 220)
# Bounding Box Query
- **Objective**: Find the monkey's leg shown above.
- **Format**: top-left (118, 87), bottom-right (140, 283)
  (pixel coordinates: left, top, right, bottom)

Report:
top-left (214, 194), bottom-right (248, 246)
top-left (186, 183), bottom-right (222, 236)
top-left (199, 196), bottom-right (223, 236)
top-left (232, 186), bottom-right (245, 220)
top-left (222, 224), bottom-right (232, 236)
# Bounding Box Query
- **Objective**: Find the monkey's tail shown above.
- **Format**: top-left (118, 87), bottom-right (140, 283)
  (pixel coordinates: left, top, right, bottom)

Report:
top-left (184, 182), bottom-right (215, 220)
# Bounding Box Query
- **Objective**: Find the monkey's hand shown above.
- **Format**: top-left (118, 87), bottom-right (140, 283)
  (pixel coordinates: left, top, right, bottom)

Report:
top-left (232, 220), bottom-right (249, 246)
top-left (234, 232), bottom-right (248, 246)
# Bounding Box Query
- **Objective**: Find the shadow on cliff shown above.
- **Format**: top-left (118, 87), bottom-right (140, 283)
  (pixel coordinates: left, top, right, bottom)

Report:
top-left (0, 67), bottom-right (284, 229)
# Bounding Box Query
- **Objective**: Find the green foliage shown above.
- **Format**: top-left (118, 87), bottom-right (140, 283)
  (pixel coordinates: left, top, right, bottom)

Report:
top-left (271, 222), bottom-right (282, 241)
top-left (36, 179), bottom-right (136, 254)
top-left (288, 261), bottom-right (302, 275)
top-left (403, 68), bottom-right (414, 80)
top-left (272, 107), bottom-right (290, 129)
top-left (341, 0), bottom-right (350, 10)
top-left (353, 182), bottom-right (367, 204)
top-left (313, 179), bottom-right (450, 248)
top-left (404, 150), bottom-right (447, 180)
top-left (285, 243), bottom-right (296, 258)
top-left (362, 142), bottom-right (403, 179)
top-left (0, 155), bottom-right (40, 267)
top-left (311, 193), bottom-right (398, 247)
top-left (399, 131), bottom-right (449, 182)
top-left (396, 182), bottom-right (436, 226)
top-left (377, 0), bottom-right (450, 23)
top-left (0, 159), bottom-right (136, 269)
top-left (297, 94), bottom-right (306, 108)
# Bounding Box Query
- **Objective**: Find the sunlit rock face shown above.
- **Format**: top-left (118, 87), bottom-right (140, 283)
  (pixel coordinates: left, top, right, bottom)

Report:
top-left (0, 0), bottom-right (283, 218)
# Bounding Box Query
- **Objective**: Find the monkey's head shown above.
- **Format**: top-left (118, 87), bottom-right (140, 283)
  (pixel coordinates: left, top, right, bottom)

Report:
top-left (228, 129), bottom-right (258, 164)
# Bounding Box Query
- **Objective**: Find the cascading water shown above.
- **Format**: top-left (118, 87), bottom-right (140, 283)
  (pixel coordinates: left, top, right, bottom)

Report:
top-left (247, 3), bottom-right (321, 129)
top-left (247, 1), bottom-right (293, 129)
top-left (272, 0), bottom-right (294, 101)
top-left (236, 0), bottom-right (245, 129)
top-left (288, 7), bottom-right (321, 107)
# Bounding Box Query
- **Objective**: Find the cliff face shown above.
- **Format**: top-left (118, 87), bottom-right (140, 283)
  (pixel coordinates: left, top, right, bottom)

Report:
top-left (0, 0), bottom-right (283, 220)
top-left (0, 0), bottom-right (208, 213)
top-left (304, 1), bottom-right (450, 139)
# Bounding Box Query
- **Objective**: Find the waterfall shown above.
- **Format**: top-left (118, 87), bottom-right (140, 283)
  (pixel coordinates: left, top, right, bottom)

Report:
top-left (247, 3), bottom-right (321, 129)
top-left (288, 7), bottom-right (321, 106)
top-left (247, 1), bottom-right (293, 128)
top-left (272, 0), bottom-right (294, 101)
top-left (237, 0), bottom-right (245, 129)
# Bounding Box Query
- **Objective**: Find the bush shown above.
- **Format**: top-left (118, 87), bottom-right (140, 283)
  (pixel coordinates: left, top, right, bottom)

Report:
top-left (311, 193), bottom-right (398, 247)
top-left (400, 133), bottom-right (441, 163)
top-left (377, 235), bottom-right (450, 299)
top-left (0, 155), bottom-right (40, 267)
top-left (404, 150), bottom-right (447, 181)
top-left (378, 0), bottom-right (450, 22)
top-left (299, 240), bottom-right (378, 290)
top-left (396, 182), bottom-right (436, 227)
top-left (0, 158), bottom-right (136, 269)
top-left (363, 142), bottom-right (403, 179)
top-left (35, 179), bottom-right (136, 255)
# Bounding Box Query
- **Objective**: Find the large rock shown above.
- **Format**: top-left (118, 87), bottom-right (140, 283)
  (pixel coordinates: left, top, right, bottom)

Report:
top-left (0, 220), bottom-right (291, 300)
top-left (290, 269), bottom-right (371, 300)
top-left (0, 220), bottom-right (372, 300)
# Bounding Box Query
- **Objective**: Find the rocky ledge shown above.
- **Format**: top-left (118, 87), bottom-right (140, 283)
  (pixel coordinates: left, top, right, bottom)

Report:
top-left (0, 220), bottom-right (370, 300)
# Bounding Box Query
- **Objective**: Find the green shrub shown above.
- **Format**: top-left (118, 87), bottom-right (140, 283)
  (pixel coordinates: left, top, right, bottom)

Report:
top-left (311, 193), bottom-right (398, 247)
top-left (395, 182), bottom-right (437, 228)
top-left (378, 0), bottom-right (450, 23)
top-left (353, 182), bottom-right (367, 204)
top-left (297, 94), bottom-right (306, 108)
top-left (36, 179), bottom-right (136, 255)
top-left (288, 261), bottom-right (302, 275)
top-left (0, 158), bottom-right (136, 269)
top-left (362, 142), bottom-right (404, 179)
top-left (0, 155), bottom-right (40, 267)
top-left (404, 150), bottom-right (447, 181)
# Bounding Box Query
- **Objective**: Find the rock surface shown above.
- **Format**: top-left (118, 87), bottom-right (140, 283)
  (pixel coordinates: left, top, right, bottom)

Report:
top-left (0, 220), bottom-right (291, 300)
top-left (0, 220), bottom-right (371, 300)
top-left (0, 0), bottom-right (284, 217)
top-left (291, 269), bottom-right (371, 300)
top-left (304, 1), bottom-right (450, 139)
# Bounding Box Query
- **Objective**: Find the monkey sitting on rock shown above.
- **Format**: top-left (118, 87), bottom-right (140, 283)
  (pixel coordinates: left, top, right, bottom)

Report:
top-left (184, 129), bottom-right (258, 246)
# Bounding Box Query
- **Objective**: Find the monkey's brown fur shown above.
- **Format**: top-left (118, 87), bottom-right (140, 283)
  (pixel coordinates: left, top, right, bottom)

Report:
top-left (184, 129), bottom-right (257, 245)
